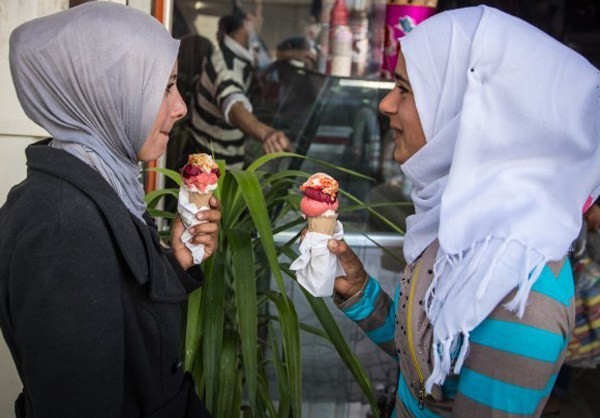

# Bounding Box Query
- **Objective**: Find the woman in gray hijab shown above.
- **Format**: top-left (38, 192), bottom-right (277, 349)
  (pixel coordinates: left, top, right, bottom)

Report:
top-left (0, 2), bottom-right (217, 417)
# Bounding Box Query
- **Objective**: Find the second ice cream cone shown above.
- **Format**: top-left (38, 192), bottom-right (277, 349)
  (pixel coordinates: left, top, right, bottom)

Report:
top-left (307, 214), bottom-right (338, 235)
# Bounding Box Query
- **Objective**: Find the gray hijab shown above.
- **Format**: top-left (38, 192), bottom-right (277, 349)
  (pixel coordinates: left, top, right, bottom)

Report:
top-left (9, 1), bottom-right (180, 220)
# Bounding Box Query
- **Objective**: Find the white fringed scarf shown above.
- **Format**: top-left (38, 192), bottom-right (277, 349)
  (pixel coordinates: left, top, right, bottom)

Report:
top-left (398, 6), bottom-right (600, 392)
top-left (9, 2), bottom-right (180, 220)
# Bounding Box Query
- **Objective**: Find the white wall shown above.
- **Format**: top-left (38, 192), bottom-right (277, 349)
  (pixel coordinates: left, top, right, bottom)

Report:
top-left (0, 0), bottom-right (65, 203)
top-left (0, 0), bottom-right (66, 414)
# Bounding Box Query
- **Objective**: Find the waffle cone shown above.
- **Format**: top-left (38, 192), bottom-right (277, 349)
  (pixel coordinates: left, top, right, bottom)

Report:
top-left (307, 214), bottom-right (338, 235)
top-left (189, 190), bottom-right (213, 209)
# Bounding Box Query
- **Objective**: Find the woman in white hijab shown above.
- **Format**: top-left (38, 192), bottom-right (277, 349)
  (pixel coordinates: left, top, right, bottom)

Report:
top-left (329, 5), bottom-right (599, 417)
top-left (0, 2), bottom-right (218, 416)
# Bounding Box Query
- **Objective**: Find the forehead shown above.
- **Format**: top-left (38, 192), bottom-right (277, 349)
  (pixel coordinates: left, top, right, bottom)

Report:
top-left (394, 50), bottom-right (410, 82)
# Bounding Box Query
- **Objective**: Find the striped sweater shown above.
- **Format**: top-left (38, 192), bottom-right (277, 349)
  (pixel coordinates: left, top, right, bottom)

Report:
top-left (187, 35), bottom-right (254, 170)
top-left (340, 241), bottom-right (575, 417)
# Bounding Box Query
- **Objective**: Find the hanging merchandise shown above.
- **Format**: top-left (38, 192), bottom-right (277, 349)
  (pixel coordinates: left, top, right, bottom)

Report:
top-left (328, 0), bottom-right (353, 77)
top-left (317, 0), bottom-right (332, 74)
top-left (382, 0), bottom-right (437, 79)
top-left (369, 0), bottom-right (387, 75)
top-left (349, 0), bottom-right (369, 77)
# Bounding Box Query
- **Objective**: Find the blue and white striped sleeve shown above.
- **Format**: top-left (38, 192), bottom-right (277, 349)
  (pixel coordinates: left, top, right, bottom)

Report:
top-left (338, 276), bottom-right (399, 358)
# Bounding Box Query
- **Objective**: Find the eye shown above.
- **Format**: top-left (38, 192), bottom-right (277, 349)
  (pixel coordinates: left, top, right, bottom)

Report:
top-left (396, 85), bottom-right (409, 95)
top-left (166, 82), bottom-right (176, 94)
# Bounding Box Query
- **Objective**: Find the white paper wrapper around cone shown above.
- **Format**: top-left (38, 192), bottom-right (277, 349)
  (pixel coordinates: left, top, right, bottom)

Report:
top-left (178, 187), bottom-right (211, 264)
top-left (307, 214), bottom-right (338, 236)
top-left (289, 220), bottom-right (346, 297)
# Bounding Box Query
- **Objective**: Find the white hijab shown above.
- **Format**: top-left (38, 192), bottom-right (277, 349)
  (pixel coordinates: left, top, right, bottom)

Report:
top-left (399, 6), bottom-right (600, 391)
top-left (9, 2), bottom-right (180, 220)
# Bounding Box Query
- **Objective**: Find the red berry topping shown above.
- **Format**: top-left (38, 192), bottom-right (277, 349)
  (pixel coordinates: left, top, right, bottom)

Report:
top-left (181, 163), bottom-right (201, 179)
top-left (304, 187), bottom-right (334, 204)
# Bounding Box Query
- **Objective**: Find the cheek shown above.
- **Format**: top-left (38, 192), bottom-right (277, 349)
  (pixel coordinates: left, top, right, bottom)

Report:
top-left (155, 103), bottom-right (170, 129)
top-left (404, 104), bottom-right (426, 153)
top-left (137, 133), bottom-right (168, 162)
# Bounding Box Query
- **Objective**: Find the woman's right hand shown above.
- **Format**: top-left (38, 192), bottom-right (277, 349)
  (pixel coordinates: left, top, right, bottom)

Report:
top-left (171, 196), bottom-right (221, 270)
top-left (327, 239), bottom-right (368, 300)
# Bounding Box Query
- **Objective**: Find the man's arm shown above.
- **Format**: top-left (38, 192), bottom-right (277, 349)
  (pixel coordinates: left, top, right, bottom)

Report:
top-left (228, 101), bottom-right (290, 153)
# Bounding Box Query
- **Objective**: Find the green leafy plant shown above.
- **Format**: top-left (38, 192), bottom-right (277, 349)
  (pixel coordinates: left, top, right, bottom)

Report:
top-left (145, 152), bottom-right (406, 418)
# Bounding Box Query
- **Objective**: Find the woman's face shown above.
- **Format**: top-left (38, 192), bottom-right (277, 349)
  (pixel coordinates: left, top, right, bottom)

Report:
top-left (137, 62), bottom-right (187, 162)
top-left (379, 50), bottom-right (426, 164)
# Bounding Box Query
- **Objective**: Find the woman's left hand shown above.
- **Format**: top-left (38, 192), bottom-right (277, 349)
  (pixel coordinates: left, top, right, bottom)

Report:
top-left (171, 196), bottom-right (221, 270)
top-left (585, 204), bottom-right (600, 231)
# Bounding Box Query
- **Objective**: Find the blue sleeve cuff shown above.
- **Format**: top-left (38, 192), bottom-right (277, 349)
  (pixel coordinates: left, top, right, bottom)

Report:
top-left (343, 276), bottom-right (381, 322)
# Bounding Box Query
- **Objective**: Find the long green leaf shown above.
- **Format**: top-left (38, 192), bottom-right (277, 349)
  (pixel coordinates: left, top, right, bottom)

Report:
top-left (184, 287), bottom-right (203, 371)
top-left (230, 171), bottom-right (287, 299)
top-left (246, 152), bottom-right (375, 182)
top-left (219, 173), bottom-right (245, 230)
top-left (245, 152), bottom-right (297, 172)
top-left (185, 257), bottom-right (214, 373)
top-left (215, 330), bottom-right (239, 418)
top-left (146, 208), bottom-right (176, 220)
top-left (202, 260), bottom-right (226, 411)
top-left (144, 188), bottom-right (178, 206)
top-left (272, 218), bottom-right (305, 236)
top-left (339, 188), bottom-right (406, 235)
top-left (261, 170), bottom-right (310, 187)
top-left (267, 322), bottom-right (290, 418)
top-left (257, 371), bottom-right (278, 418)
top-left (267, 291), bottom-right (301, 417)
top-left (145, 166), bottom-right (182, 186)
top-left (263, 314), bottom-right (329, 340)
top-left (229, 230), bottom-right (258, 415)
top-left (192, 344), bottom-right (206, 395)
top-left (232, 369), bottom-right (243, 418)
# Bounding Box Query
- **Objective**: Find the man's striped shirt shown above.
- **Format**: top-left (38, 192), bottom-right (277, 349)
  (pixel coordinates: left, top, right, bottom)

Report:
top-left (187, 35), bottom-right (254, 169)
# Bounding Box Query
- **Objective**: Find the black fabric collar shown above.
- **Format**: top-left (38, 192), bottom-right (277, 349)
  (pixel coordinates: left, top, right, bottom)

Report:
top-left (26, 139), bottom-right (187, 302)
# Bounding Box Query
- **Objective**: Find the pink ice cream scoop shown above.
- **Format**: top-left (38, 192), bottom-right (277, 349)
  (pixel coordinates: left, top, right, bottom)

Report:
top-left (300, 196), bottom-right (339, 217)
top-left (180, 153), bottom-right (220, 193)
top-left (299, 173), bottom-right (340, 217)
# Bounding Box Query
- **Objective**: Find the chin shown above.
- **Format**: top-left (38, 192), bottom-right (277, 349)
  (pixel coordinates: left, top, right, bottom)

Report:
top-left (393, 150), bottom-right (408, 164)
top-left (137, 149), bottom-right (166, 163)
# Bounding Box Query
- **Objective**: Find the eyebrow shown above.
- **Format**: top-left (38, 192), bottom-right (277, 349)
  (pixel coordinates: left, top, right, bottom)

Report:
top-left (394, 72), bottom-right (411, 86)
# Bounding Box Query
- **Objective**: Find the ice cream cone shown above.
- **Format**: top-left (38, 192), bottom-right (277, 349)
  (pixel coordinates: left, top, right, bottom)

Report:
top-left (307, 214), bottom-right (338, 235)
top-left (189, 190), bottom-right (213, 209)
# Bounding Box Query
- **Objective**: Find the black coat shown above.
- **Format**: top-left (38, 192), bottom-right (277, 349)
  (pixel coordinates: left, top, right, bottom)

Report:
top-left (0, 140), bottom-right (210, 417)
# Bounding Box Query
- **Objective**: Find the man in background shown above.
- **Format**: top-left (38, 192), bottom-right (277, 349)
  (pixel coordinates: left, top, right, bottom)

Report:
top-left (183, 12), bottom-right (290, 170)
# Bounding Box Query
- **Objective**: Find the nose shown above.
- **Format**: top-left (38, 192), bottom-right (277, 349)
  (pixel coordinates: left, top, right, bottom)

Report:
top-left (379, 89), bottom-right (397, 116)
top-left (172, 87), bottom-right (187, 121)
